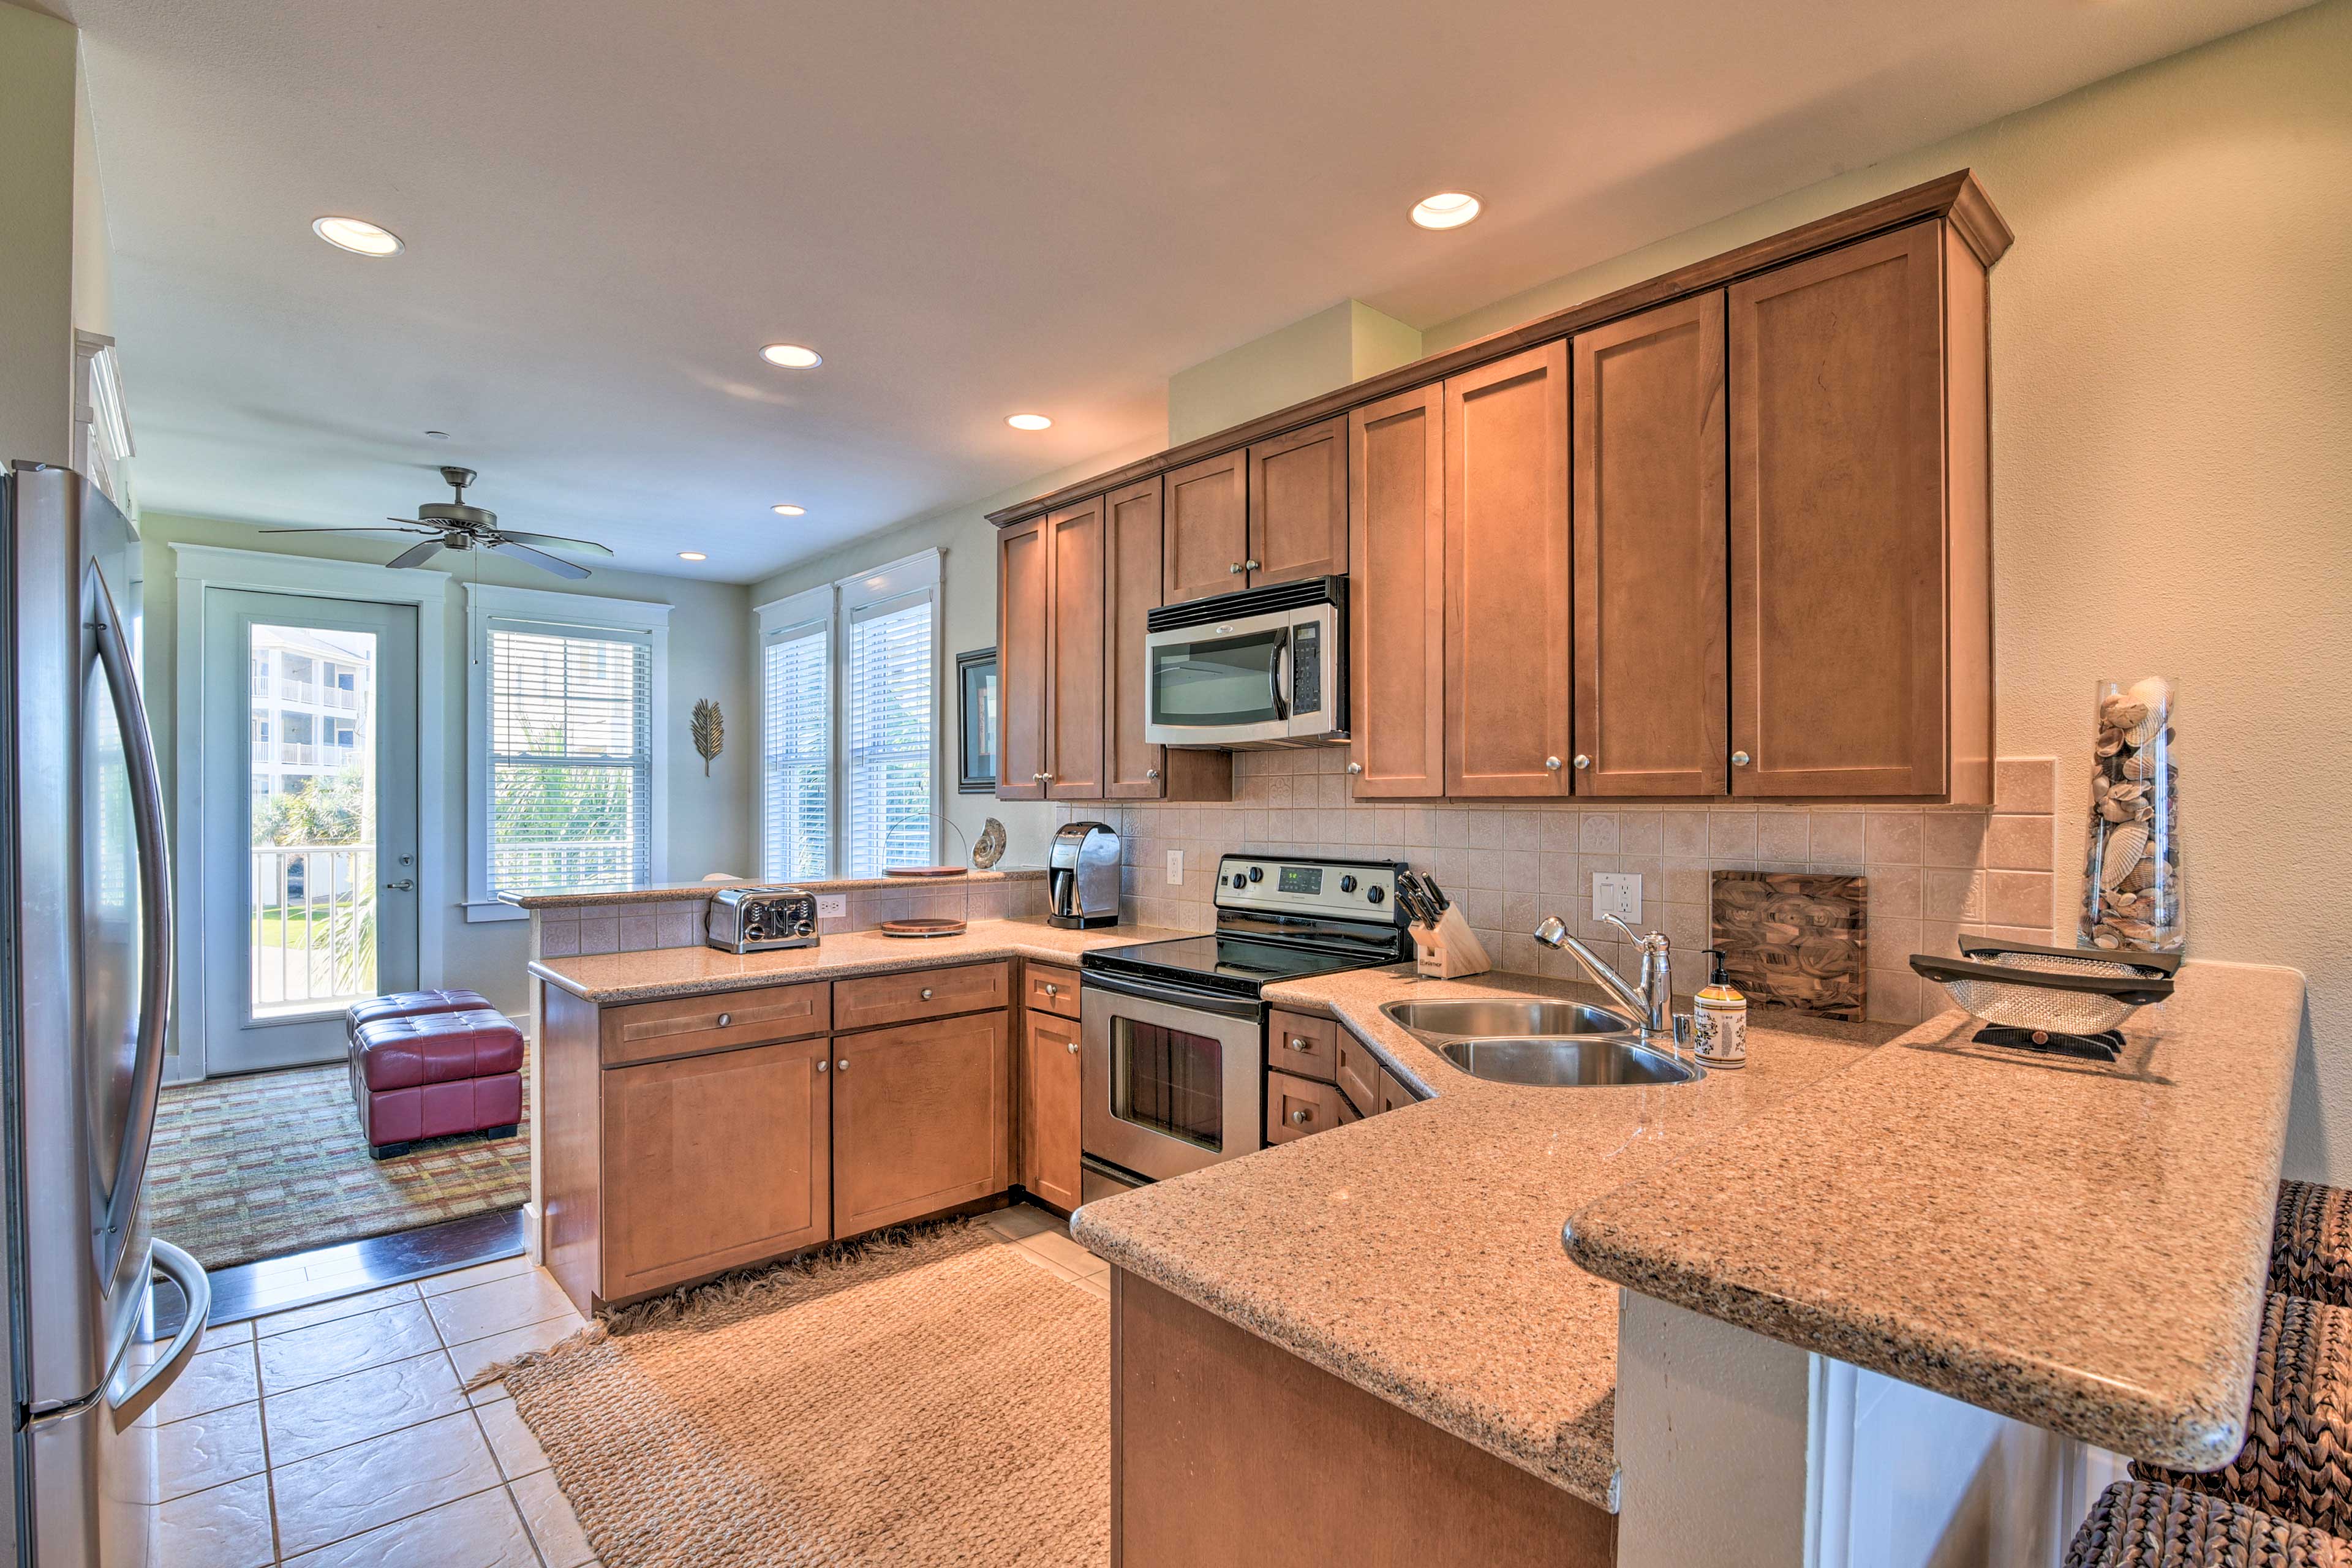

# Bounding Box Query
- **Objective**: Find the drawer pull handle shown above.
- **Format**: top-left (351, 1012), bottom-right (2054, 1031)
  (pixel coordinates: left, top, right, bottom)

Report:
top-left (1290, 1107), bottom-right (1311, 1126)
top-left (920, 987), bottom-right (934, 1001)
top-left (1043, 983), bottom-right (1058, 998)
top-left (716, 1012), bottom-right (731, 1028)
top-left (1286, 1036), bottom-right (1311, 1052)
top-left (1066, 1039), bottom-right (1080, 1055)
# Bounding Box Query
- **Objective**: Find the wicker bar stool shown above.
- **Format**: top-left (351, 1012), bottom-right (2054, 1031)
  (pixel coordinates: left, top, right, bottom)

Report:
top-left (2274, 1182), bottom-right (2352, 1309)
top-left (2067, 1480), bottom-right (2352, 1567)
top-left (2132, 1295), bottom-right (2352, 1539)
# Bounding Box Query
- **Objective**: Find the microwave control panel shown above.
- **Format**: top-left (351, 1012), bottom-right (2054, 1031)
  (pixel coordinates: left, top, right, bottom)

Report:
top-left (1290, 622), bottom-right (1322, 715)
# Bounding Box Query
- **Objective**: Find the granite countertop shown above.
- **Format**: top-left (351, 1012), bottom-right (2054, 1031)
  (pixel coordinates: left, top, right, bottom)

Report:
top-left (1071, 965), bottom-right (1896, 1509)
top-left (500, 868), bottom-right (1046, 910)
top-left (529, 915), bottom-right (1185, 1003)
top-left (1562, 960), bottom-right (2307, 1472)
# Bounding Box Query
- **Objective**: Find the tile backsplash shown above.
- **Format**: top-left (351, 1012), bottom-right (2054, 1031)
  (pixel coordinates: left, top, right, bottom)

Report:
top-left (1060, 753), bottom-right (2059, 1027)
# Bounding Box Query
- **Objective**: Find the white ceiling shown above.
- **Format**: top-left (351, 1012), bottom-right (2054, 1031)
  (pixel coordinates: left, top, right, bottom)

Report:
top-left (65, 0), bottom-right (2302, 582)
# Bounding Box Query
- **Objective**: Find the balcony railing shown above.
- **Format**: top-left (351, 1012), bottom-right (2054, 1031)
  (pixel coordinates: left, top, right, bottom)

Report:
top-left (251, 843), bottom-right (377, 1017)
top-left (279, 679), bottom-right (317, 704)
top-left (322, 686), bottom-right (361, 710)
top-left (276, 742), bottom-right (318, 766)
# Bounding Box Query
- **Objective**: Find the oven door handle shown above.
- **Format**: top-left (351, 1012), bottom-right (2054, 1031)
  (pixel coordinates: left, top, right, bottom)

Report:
top-left (1268, 627), bottom-right (1291, 723)
top-left (1080, 969), bottom-right (1267, 1022)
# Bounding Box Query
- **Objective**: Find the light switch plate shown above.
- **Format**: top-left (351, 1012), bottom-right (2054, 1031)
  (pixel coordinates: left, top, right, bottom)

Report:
top-left (1592, 872), bottom-right (1642, 924)
top-left (1165, 850), bottom-right (1185, 885)
top-left (815, 893), bottom-right (847, 919)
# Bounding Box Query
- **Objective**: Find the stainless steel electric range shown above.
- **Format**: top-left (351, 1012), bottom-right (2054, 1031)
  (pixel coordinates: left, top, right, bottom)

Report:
top-left (1078, 853), bottom-right (1411, 1199)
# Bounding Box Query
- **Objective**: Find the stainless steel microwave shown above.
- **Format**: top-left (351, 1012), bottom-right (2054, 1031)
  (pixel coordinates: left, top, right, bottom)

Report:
top-left (1143, 576), bottom-right (1347, 748)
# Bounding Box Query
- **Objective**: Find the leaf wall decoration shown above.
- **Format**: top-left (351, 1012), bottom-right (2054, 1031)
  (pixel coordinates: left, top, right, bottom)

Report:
top-left (691, 698), bottom-right (723, 777)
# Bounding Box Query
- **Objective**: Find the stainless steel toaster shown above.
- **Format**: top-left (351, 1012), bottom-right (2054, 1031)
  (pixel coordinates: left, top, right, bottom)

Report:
top-left (705, 885), bottom-right (820, 953)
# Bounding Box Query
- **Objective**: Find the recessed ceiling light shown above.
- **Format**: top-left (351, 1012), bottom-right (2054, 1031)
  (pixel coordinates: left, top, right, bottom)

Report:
top-left (312, 216), bottom-right (404, 256)
top-left (678, 551), bottom-right (707, 562)
top-left (771, 503), bottom-right (806, 517)
top-left (759, 343), bottom-right (823, 369)
top-left (1409, 192), bottom-right (1482, 231)
top-left (1006, 413), bottom-right (1053, 431)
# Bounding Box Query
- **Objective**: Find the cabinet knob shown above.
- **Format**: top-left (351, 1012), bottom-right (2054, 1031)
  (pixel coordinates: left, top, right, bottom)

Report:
top-left (1041, 771), bottom-right (1054, 782)
top-left (920, 987), bottom-right (934, 1001)
top-left (817, 1059), bottom-right (829, 1072)
top-left (1229, 562), bottom-right (1245, 575)
top-left (836, 1059), bottom-right (848, 1071)
top-left (716, 1012), bottom-right (731, 1027)
top-left (1572, 755), bottom-right (1591, 771)
top-left (1346, 761), bottom-right (1363, 775)
top-left (1145, 767), bottom-right (1158, 780)
top-left (1287, 1036), bottom-right (1311, 1052)
top-left (1732, 750), bottom-right (1752, 767)
top-left (1244, 559), bottom-right (1261, 571)
top-left (1545, 756), bottom-right (1562, 771)
top-left (1043, 982), bottom-right (1059, 997)
top-left (1290, 1107), bottom-right (1311, 1125)
top-left (1066, 1039), bottom-right (1080, 1055)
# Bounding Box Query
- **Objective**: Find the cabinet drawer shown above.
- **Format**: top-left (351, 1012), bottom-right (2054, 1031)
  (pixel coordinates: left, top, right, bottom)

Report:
top-left (1377, 1065), bottom-right (1418, 1116)
top-left (1025, 963), bottom-right (1081, 1020)
top-left (834, 962), bottom-right (1009, 1034)
top-left (600, 983), bottom-right (830, 1068)
top-left (1267, 1008), bottom-right (1338, 1084)
top-left (1335, 1028), bottom-right (1383, 1117)
top-left (1265, 1070), bottom-right (1346, 1145)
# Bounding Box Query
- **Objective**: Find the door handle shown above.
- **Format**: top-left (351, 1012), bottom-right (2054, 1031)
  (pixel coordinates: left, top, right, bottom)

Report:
top-left (1268, 628), bottom-right (1291, 724)
top-left (383, 878), bottom-right (416, 892)
top-left (105, 1240), bottom-right (209, 1431)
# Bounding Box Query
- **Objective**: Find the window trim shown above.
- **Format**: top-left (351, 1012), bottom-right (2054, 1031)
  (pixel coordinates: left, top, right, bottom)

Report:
top-left (464, 582), bottom-right (672, 922)
top-left (752, 548), bottom-right (943, 879)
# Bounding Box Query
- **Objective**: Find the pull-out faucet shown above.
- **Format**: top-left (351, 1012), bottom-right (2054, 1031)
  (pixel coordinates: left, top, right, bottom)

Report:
top-left (1533, 911), bottom-right (1684, 1053)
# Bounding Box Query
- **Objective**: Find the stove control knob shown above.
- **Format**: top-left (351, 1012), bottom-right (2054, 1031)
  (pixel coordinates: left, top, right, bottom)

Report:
top-left (1365, 884), bottom-right (1385, 905)
top-left (1231, 872), bottom-right (1248, 889)
top-left (1248, 866), bottom-right (1263, 883)
top-left (1339, 875), bottom-right (1358, 894)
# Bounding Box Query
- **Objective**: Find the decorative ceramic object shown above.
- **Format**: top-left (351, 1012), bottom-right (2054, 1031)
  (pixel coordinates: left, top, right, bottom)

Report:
top-left (971, 816), bottom-right (1007, 870)
top-left (690, 699), bottom-right (723, 777)
top-left (2079, 677), bottom-right (2182, 952)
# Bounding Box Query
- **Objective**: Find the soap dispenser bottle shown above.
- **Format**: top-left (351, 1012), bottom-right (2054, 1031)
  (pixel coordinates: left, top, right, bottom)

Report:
top-left (1693, 948), bottom-right (1747, 1069)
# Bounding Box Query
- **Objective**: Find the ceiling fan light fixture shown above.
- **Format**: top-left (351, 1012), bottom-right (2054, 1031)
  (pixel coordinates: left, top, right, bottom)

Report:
top-left (1409, 192), bottom-right (1482, 230)
top-left (759, 343), bottom-right (823, 369)
top-left (678, 551), bottom-right (707, 562)
top-left (313, 216), bottom-right (404, 256)
top-left (1005, 413), bottom-right (1052, 431)
top-left (771, 503), bottom-right (806, 517)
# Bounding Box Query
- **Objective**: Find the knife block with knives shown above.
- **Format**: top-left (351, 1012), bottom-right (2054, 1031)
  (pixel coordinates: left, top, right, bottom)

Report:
top-left (1396, 869), bottom-right (1492, 980)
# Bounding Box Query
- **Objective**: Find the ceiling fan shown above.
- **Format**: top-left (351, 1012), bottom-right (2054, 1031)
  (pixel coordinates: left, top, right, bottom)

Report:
top-left (260, 466), bottom-right (617, 579)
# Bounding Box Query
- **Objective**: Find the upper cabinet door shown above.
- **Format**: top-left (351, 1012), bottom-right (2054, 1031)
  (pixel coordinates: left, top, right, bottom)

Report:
top-left (1729, 224), bottom-right (1948, 797)
top-left (1572, 294), bottom-right (1728, 797)
top-left (1444, 342), bottom-right (1572, 797)
top-left (1043, 497), bottom-right (1107, 799)
top-left (1248, 417), bottom-right (1347, 587)
top-left (1347, 386), bottom-right (1445, 799)
top-left (1104, 478), bottom-right (1167, 799)
top-left (995, 516), bottom-right (1047, 801)
top-left (1162, 448), bottom-right (1249, 605)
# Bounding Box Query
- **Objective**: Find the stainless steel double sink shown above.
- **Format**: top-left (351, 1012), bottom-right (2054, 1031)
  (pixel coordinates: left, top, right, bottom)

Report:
top-left (1379, 998), bottom-right (1704, 1088)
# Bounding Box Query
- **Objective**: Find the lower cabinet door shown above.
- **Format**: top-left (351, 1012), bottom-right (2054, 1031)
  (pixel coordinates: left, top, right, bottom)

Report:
top-left (601, 1038), bottom-right (832, 1301)
top-left (1022, 1009), bottom-right (1084, 1212)
top-left (834, 1011), bottom-right (1014, 1235)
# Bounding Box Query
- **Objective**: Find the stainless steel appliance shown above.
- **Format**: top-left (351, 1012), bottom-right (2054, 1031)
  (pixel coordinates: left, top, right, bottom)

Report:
top-left (1144, 576), bottom-right (1346, 748)
top-left (704, 885), bottom-right (820, 953)
top-left (4, 463), bottom-right (209, 1567)
top-left (1047, 821), bottom-right (1120, 930)
top-left (1079, 854), bottom-right (1408, 1196)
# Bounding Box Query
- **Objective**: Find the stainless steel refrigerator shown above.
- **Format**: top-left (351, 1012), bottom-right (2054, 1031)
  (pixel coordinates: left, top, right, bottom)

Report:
top-left (2, 463), bottom-right (208, 1568)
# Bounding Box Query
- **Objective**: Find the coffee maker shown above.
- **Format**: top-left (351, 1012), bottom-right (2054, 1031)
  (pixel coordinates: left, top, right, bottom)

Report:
top-left (1048, 821), bottom-right (1121, 929)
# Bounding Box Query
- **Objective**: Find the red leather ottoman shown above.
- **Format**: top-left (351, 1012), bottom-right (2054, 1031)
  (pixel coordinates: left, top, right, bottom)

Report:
top-left (348, 1008), bottom-right (524, 1159)
top-left (345, 987), bottom-right (494, 1045)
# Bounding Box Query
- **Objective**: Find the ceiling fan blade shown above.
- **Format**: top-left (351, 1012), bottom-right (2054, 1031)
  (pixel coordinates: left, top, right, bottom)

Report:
top-left (386, 538), bottom-right (446, 570)
top-left (258, 525), bottom-right (430, 536)
top-left (488, 539), bottom-right (592, 579)
top-left (495, 530), bottom-right (616, 556)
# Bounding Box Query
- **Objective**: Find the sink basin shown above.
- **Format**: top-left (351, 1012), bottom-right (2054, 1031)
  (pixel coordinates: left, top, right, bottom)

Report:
top-left (1381, 998), bottom-right (1636, 1040)
top-left (1434, 1038), bottom-right (1703, 1088)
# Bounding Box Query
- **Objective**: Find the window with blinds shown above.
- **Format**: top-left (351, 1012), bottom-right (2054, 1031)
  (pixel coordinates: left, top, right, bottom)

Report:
top-left (845, 590), bottom-right (935, 877)
top-left (761, 622), bottom-right (830, 881)
top-left (486, 622), bottom-right (652, 892)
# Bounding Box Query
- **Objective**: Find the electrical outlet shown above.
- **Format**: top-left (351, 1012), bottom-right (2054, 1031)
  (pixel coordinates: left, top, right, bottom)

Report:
top-left (815, 893), bottom-right (847, 919)
top-left (1591, 872), bottom-right (1642, 924)
top-left (1166, 849), bottom-right (1185, 885)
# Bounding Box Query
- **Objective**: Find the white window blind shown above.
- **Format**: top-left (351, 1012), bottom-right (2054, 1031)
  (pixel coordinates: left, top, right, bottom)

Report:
top-left (486, 620), bottom-right (652, 892)
top-left (845, 589), bottom-right (935, 877)
top-left (761, 620), bottom-right (831, 881)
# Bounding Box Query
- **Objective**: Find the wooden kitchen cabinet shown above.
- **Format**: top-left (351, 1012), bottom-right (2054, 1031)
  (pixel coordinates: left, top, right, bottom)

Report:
top-left (1728, 221), bottom-right (1992, 801)
top-left (1444, 342), bottom-right (1573, 797)
top-left (599, 1035), bottom-right (832, 1302)
top-left (1163, 447), bottom-right (1250, 603)
top-left (995, 515), bottom-right (1048, 802)
top-left (1022, 1008), bottom-right (1083, 1212)
top-left (1268, 1008), bottom-right (1338, 1084)
top-left (1572, 293), bottom-right (1728, 798)
top-left (1347, 385), bottom-right (1446, 799)
top-left (1103, 477), bottom-right (1232, 802)
top-left (1044, 496), bottom-right (1107, 799)
top-left (1265, 1069), bottom-right (1346, 1144)
top-left (1248, 416), bottom-right (1348, 586)
top-left (832, 1009), bottom-right (1014, 1234)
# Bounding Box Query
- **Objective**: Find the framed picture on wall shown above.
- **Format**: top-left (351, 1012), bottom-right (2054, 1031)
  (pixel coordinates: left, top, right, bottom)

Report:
top-left (957, 647), bottom-right (998, 794)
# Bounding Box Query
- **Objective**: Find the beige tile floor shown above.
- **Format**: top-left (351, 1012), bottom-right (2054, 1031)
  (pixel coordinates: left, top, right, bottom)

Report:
top-left (153, 1204), bottom-right (1107, 1566)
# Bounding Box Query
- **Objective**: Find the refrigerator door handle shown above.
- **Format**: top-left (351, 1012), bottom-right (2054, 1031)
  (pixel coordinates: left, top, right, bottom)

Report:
top-left (88, 564), bottom-right (175, 1273)
top-left (105, 1240), bottom-right (209, 1431)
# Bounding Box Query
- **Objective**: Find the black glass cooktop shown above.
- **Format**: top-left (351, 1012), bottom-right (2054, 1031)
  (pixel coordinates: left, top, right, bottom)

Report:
top-left (1081, 932), bottom-right (1396, 999)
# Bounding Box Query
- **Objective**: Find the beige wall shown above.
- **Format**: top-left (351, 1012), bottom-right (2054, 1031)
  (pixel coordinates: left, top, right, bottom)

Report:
top-left (1167, 300), bottom-right (1421, 447)
top-left (0, 1), bottom-right (78, 466)
top-left (138, 511), bottom-right (758, 1025)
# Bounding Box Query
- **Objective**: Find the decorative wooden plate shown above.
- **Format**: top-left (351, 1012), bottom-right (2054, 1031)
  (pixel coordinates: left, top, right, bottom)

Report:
top-left (878, 918), bottom-right (967, 938)
top-left (1710, 870), bottom-right (1868, 1020)
top-left (883, 867), bottom-right (965, 878)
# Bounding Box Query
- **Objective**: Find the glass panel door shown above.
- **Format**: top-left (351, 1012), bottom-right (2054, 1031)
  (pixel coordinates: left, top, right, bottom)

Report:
top-left (1109, 1017), bottom-right (1226, 1154)
top-left (1150, 630), bottom-right (1284, 728)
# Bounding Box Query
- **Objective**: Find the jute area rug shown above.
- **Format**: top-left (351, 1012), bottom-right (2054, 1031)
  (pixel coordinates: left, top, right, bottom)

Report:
top-left (477, 1219), bottom-right (1110, 1566)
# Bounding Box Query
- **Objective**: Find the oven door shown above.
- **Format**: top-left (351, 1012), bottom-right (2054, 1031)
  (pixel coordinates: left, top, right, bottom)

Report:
top-left (1144, 606), bottom-right (1293, 748)
top-left (1081, 971), bottom-right (1265, 1184)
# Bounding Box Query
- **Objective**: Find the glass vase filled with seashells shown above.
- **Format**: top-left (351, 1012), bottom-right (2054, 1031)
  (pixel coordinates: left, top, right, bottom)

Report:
top-left (2079, 677), bottom-right (2182, 952)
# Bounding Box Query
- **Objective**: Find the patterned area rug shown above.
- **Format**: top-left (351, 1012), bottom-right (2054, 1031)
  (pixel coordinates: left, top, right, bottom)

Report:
top-left (147, 1063), bottom-right (531, 1270)
top-left (480, 1221), bottom-right (1110, 1566)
